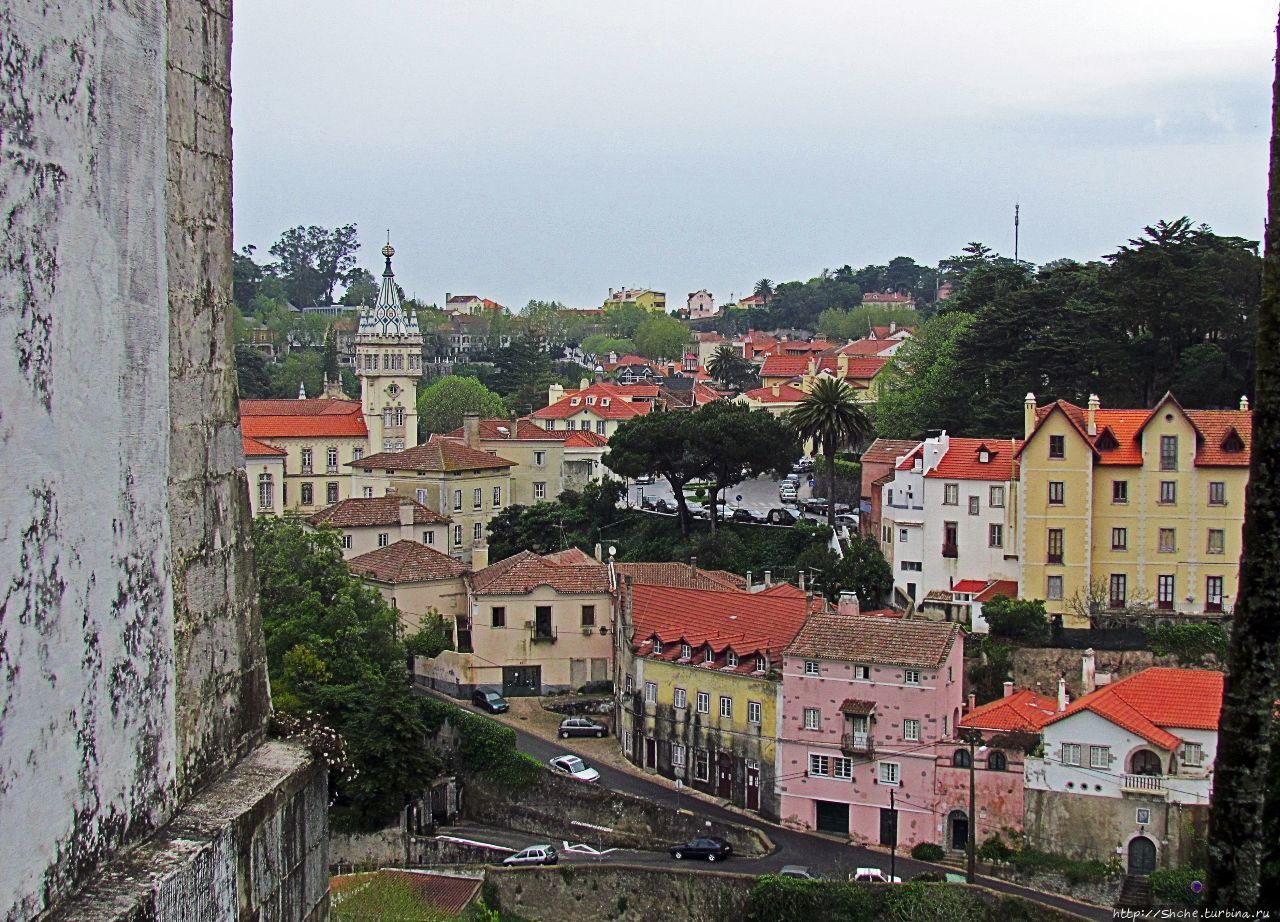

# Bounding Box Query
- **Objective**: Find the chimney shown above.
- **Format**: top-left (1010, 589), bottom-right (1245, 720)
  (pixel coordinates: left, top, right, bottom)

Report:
top-left (889, 321), bottom-right (897, 334)
top-left (1057, 676), bottom-right (1068, 712)
top-left (798, 571), bottom-right (806, 591)
top-left (462, 411), bottom-right (481, 449)
top-left (1082, 648), bottom-right (1097, 695)
top-left (745, 570), bottom-right (752, 590)
top-left (471, 540), bottom-right (489, 571)
top-left (807, 357), bottom-right (816, 377)
top-left (580, 377), bottom-right (590, 390)
top-left (1240, 395), bottom-right (1250, 411)
top-left (837, 591), bottom-right (860, 618)
top-left (837, 353), bottom-right (848, 378)
top-left (594, 542), bottom-right (603, 562)
top-left (445, 292), bottom-right (452, 304)
top-left (399, 496), bottom-right (415, 541)
top-left (1024, 392), bottom-right (1037, 438)
top-left (689, 556), bottom-right (697, 575)
top-left (1002, 681), bottom-right (1014, 698)
top-left (771, 384), bottom-right (780, 398)
top-left (764, 570), bottom-right (772, 587)
top-left (1086, 394), bottom-right (1100, 436)
top-left (967, 693), bottom-right (976, 712)
top-left (548, 382), bottom-right (564, 405)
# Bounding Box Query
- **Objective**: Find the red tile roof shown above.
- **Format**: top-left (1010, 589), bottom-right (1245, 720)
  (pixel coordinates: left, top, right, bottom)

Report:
top-left (331, 870), bottom-right (481, 916)
top-left (533, 382), bottom-right (656, 421)
top-left (924, 437), bottom-right (1023, 481)
top-left (861, 438), bottom-right (921, 465)
top-left (1186, 410), bottom-right (1252, 466)
top-left (306, 496), bottom-right (449, 528)
top-left (961, 689), bottom-right (1060, 733)
top-left (242, 434), bottom-right (286, 457)
top-left (863, 292), bottom-right (915, 303)
top-left (759, 354), bottom-right (887, 380)
top-left (444, 418), bottom-right (557, 442)
top-left (351, 435), bottom-right (515, 472)
top-left (976, 579), bottom-right (1019, 602)
top-left (950, 579), bottom-right (989, 594)
top-left (836, 338), bottom-right (896, 357)
top-left (347, 540), bottom-right (468, 583)
top-left (1045, 667), bottom-right (1224, 749)
top-left (629, 583), bottom-right (809, 670)
top-left (470, 550), bottom-right (611, 595)
top-left (741, 383), bottom-right (807, 404)
top-left (616, 562), bottom-right (745, 591)
top-left (240, 398), bottom-right (368, 439)
top-left (785, 611), bottom-right (960, 668)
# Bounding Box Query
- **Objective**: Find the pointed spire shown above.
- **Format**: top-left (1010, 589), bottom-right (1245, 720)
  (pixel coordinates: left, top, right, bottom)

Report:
top-left (298, 380), bottom-right (306, 400)
top-left (357, 234), bottom-right (421, 339)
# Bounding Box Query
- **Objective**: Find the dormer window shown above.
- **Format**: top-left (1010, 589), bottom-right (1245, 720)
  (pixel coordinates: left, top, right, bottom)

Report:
top-left (978, 448), bottom-right (990, 463)
top-left (652, 637), bottom-right (663, 655)
top-left (680, 642), bottom-right (692, 660)
top-left (755, 655), bottom-right (767, 673)
top-left (1221, 428), bottom-right (1246, 453)
top-left (601, 398), bottom-right (611, 406)
top-left (570, 397), bottom-right (580, 406)
top-left (586, 396), bottom-right (596, 405)
top-left (704, 647), bottom-right (715, 663)
top-left (726, 650), bottom-right (739, 667)
top-left (1095, 427), bottom-right (1120, 451)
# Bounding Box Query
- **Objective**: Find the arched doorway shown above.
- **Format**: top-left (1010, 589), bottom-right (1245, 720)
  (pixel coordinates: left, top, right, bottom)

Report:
top-left (1128, 836), bottom-right (1157, 875)
top-left (948, 809), bottom-right (969, 850)
top-left (1130, 750), bottom-right (1163, 776)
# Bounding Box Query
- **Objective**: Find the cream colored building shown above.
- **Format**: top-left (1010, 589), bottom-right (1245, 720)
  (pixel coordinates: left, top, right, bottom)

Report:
top-left (446, 416), bottom-right (565, 506)
top-left (347, 540), bottom-right (469, 633)
top-left (348, 434), bottom-right (515, 564)
top-left (306, 494), bottom-right (450, 558)
top-left (243, 435), bottom-right (286, 516)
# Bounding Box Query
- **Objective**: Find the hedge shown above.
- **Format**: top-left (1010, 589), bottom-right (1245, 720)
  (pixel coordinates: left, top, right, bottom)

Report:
top-left (1009, 847), bottom-right (1116, 884)
top-left (418, 696), bottom-right (542, 788)
top-left (911, 842), bottom-right (945, 861)
top-left (1149, 867), bottom-right (1204, 908)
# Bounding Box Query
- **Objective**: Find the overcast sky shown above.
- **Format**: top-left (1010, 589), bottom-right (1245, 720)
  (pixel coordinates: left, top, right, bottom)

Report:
top-left (231, 1), bottom-right (1276, 309)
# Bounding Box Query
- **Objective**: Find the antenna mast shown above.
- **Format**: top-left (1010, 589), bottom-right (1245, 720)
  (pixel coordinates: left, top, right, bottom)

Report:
top-left (1014, 202), bottom-right (1020, 263)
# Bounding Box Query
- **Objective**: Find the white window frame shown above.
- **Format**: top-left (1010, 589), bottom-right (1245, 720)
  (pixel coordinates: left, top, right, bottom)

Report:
top-left (1047, 575), bottom-right (1063, 601)
top-left (1088, 745), bottom-right (1110, 769)
top-left (755, 655), bottom-right (767, 673)
top-left (680, 643), bottom-right (693, 660)
top-left (804, 660), bottom-right (820, 676)
top-left (903, 669), bottom-right (921, 685)
top-left (989, 485), bottom-right (1005, 507)
top-left (672, 743), bottom-right (686, 768)
top-left (493, 485), bottom-right (502, 508)
top-left (377, 532), bottom-right (389, 547)
top-left (452, 524), bottom-right (462, 547)
top-left (719, 695), bottom-right (733, 719)
top-left (473, 487), bottom-right (483, 510)
top-left (808, 754), bottom-right (830, 777)
top-left (624, 674), bottom-right (633, 695)
top-left (534, 450), bottom-right (546, 466)
top-left (727, 650), bottom-right (738, 667)
top-left (833, 756), bottom-right (853, 780)
top-left (423, 530), bottom-right (434, 545)
top-left (878, 761), bottom-right (901, 786)
top-left (1061, 743), bottom-right (1082, 766)
top-left (453, 489), bottom-right (463, 512)
top-left (748, 700), bottom-right (762, 725)
top-left (341, 534), bottom-right (352, 549)
top-left (903, 718), bottom-right (920, 742)
top-left (696, 691), bottom-right (710, 714)
top-left (943, 483), bottom-right (959, 505)
top-left (694, 749), bottom-right (710, 782)
top-left (967, 495), bottom-right (980, 516)
top-left (473, 522), bottom-right (483, 541)
top-left (644, 681), bottom-right (657, 704)
top-left (853, 664), bottom-right (870, 681)
top-left (803, 708), bottom-right (821, 730)
top-left (1180, 742), bottom-right (1203, 767)
top-left (673, 687), bottom-right (687, 709)
top-left (534, 482), bottom-right (547, 500)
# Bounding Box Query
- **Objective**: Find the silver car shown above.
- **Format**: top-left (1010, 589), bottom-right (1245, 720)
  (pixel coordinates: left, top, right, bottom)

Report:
top-left (503, 844), bottom-right (559, 866)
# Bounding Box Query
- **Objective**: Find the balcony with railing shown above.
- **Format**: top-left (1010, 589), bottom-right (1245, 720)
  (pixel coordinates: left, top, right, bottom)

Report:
top-left (941, 542), bottom-right (958, 559)
top-left (1046, 552), bottom-right (1063, 564)
top-left (840, 732), bottom-right (875, 757)
top-left (1121, 774), bottom-right (1167, 796)
top-left (530, 625), bottom-right (558, 644)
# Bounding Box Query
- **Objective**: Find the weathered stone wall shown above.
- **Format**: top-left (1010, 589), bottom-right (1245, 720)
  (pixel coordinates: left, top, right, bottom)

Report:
top-left (1024, 788), bottom-right (1207, 869)
top-left (979, 864), bottom-right (1120, 908)
top-left (1010, 647), bottom-right (1177, 699)
top-left (0, 2), bottom-right (321, 919)
top-left (465, 770), bottom-right (772, 856)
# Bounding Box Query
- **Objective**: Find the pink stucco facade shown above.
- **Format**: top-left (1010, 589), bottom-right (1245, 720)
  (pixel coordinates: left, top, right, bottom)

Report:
top-left (778, 642), bottom-right (965, 849)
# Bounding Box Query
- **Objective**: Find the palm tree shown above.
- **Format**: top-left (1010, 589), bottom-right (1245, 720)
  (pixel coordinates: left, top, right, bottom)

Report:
top-left (788, 378), bottom-right (874, 529)
top-left (753, 278), bottom-right (774, 303)
top-left (706, 344), bottom-right (747, 389)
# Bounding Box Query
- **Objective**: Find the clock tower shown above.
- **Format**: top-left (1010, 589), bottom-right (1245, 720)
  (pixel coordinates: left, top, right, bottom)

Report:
top-left (356, 241), bottom-right (423, 454)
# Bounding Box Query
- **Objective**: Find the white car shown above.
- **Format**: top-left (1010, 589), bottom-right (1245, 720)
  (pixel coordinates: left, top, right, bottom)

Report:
top-left (851, 867), bottom-right (902, 884)
top-left (502, 844), bottom-right (558, 866)
top-left (548, 754), bottom-right (600, 783)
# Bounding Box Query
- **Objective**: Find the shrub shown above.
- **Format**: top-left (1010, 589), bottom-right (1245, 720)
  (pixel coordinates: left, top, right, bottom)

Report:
top-left (978, 834), bottom-right (1014, 863)
top-left (1149, 867), bottom-right (1204, 908)
top-left (1010, 847), bottom-right (1115, 884)
top-left (880, 882), bottom-right (988, 921)
top-left (418, 696), bottom-right (541, 788)
top-left (911, 843), bottom-right (946, 862)
top-left (982, 596), bottom-right (1050, 644)
top-left (746, 876), bottom-right (874, 922)
top-left (1145, 623), bottom-right (1228, 666)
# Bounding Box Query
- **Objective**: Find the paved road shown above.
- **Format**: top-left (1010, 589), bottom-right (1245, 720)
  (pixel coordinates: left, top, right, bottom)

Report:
top-left (440, 692), bottom-right (1111, 920)
top-left (625, 474), bottom-right (843, 525)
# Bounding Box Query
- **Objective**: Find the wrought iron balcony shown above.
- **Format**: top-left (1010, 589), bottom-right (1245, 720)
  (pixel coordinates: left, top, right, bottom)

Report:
top-left (530, 626), bottom-right (558, 644)
top-left (841, 732), bottom-right (874, 756)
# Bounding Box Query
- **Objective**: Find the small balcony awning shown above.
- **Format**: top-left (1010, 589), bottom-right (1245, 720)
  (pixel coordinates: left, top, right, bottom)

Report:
top-left (839, 699), bottom-right (877, 716)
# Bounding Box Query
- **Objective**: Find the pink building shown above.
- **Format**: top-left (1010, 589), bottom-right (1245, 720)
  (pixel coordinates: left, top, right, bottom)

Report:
top-left (778, 609), bottom-right (963, 848)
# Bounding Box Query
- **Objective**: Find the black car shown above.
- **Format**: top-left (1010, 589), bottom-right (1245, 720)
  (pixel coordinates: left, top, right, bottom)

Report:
top-left (670, 836), bottom-right (732, 862)
top-left (640, 494), bottom-right (657, 510)
top-left (471, 688), bottom-right (510, 713)
top-left (765, 508), bottom-right (797, 526)
top-left (802, 497), bottom-right (830, 516)
top-left (558, 716), bottom-right (608, 738)
top-left (654, 498), bottom-right (676, 514)
top-left (730, 508), bottom-right (761, 524)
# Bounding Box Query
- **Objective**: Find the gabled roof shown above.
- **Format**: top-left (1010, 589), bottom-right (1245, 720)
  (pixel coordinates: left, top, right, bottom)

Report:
top-left (950, 579), bottom-right (989, 594)
top-left (785, 612), bottom-right (960, 669)
top-left (617, 563), bottom-right (745, 591)
top-left (836, 338), bottom-right (897, 357)
top-left (741, 383), bottom-right (807, 404)
top-left (924, 437), bottom-right (1023, 481)
top-left (242, 434), bottom-right (287, 457)
top-left (444, 418), bottom-right (558, 442)
top-left (470, 549), bottom-right (610, 595)
top-left (975, 579), bottom-right (1019, 602)
top-left (860, 438), bottom-right (922, 465)
top-left (1045, 667), bottom-right (1224, 750)
top-left (351, 435), bottom-right (515, 472)
top-left (347, 540), bottom-right (468, 583)
top-left (759, 354), bottom-right (888, 380)
top-left (1186, 410), bottom-right (1252, 466)
top-left (961, 689), bottom-right (1060, 733)
top-left (306, 496), bottom-right (449, 528)
top-left (629, 583), bottom-right (809, 671)
top-left (239, 398), bottom-right (369, 439)
top-left (532, 382), bottom-right (655, 421)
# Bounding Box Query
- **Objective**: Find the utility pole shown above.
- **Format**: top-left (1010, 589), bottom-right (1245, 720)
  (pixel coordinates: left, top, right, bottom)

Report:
top-left (1014, 201), bottom-right (1021, 264)
top-left (889, 788), bottom-right (898, 882)
top-left (960, 727), bottom-right (984, 883)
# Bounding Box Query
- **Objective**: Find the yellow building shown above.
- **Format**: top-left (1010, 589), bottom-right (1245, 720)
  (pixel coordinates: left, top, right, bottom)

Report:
top-left (757, 353), bottom-right (888, 401)
top-left (603, 287), bottom-right (666, 313)
top-left (346, 540), bottom-right (469, 633)
top-left (445, 416), bottom-right (566, 506)
top-left (616, 579), bottom-right (812, 819)
top-left (243, 435), bottom-right (286, 516)
top-left (348, 435), bottom-right (515, 565)
top-left (1018, 392), bottom-right (1251, 625)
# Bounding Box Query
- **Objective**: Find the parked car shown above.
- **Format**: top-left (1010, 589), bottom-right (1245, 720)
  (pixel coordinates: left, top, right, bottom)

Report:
top-left (832, 502), bottom-right (853, 515)
top-left (685, 501), bottom-right (707, 518)
top-left (640, 494), bottom-right (657, 510)
top-left (851, 867), bottom-right (902, 884)
top-left (783, 472), bottom-right (801, 485)
top-left (834, 513), bottom-right (859, 529)
top-left (548, 754), bottom-right (601, 783)
top-left (730, 508), bottom-right (761, 524)
top-left (669, 836), bottom-right (732, 862)
top-left (471, 688), bottom-right (509, 714)
top-left (793, 457), bottom-right (815, 472)
top-left (502, 845), bottom-right (558, 866)
top-left (653, 498), bottom-right (676, 514)
top-left (766, 508), bottom-right (797, 526)
top-left (778, 865), bottom-right (820, 880)
top-left (558, 716), bottom-right (608, 739)
top-left (802, 497), bottom-right (830, 516)
top-left (778, 484), bottom-right (798, 502)
top-left (635, 473), bottom-right (655, 484)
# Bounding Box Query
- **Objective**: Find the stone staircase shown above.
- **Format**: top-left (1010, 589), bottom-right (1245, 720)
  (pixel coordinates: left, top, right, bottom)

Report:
top-left (1116, 874), bottom-right (1153, 909)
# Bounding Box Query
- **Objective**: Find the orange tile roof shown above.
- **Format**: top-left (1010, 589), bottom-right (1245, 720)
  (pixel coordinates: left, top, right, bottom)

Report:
top-left (533, 382), bottom-right (655, 421)
top-left (351, 435), bottom-right (515, 472)
top-left (836, 338), bottom-right (896, 357)
top-left (470, 550), bottom-right (611, 595)
top-left (961, 689), bottom-right (1060, 733)
top-left (306, 496), bottom-right (449, 528)
top-left (1045, 667), bottom-right (1224, 749)
top-left (444, 418), bottom-right (557, 442)
top-left (242, 434), bottom-right (286, 457)
top-left (629, 584), bottom-right (809, 670)
top-left (239, 398), bottom-right (368, 439)
top-left (951, 579), bottom-right (989, 594)
top-left (924, 437), bottom-right (1023, 481)
top-left (347, 540), bottom-right (468, 583)
top-left (1187, 410), bottom-right (1252, 466)
top-left (785, 611), bottom-right (960, 669)
top-left (741, 383), bottom-right (807, 404)
top-left (616, 562), bottom-right (745, 591)
top-left (976, 579), bottom-right (1019, 602)
top-left (861, 438), bottom-right (921, 465)
top-left (759, 355), bottom-right (888, 380)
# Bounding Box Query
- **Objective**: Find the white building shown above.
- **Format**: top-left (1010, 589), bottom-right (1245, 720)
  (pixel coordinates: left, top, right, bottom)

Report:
top-left (879, 433), bottom-right (1021, 618)
top-left (1023, 667), bottom-right (1222, 874)
top-left (687, 289), bottom-right (717, 319)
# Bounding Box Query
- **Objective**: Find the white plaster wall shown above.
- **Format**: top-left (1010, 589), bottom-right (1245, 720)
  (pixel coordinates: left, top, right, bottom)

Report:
top-left (0, 3), bottom-right (176, 917)
top-left (919, 476), bottom-right (1019, 593)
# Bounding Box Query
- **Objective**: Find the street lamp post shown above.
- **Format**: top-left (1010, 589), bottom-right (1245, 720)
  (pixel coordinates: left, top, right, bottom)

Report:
top-left (888, 788), bottom-right (897, 882)
top-left (960, 727), bottom-right (986, 884)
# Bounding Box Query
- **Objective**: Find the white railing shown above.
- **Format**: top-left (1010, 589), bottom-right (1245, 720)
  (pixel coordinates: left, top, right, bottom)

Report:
top-left (1121, 773), bottom-right (1167, 795)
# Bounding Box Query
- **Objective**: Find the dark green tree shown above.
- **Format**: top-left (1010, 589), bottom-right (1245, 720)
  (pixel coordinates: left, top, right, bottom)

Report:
top-left (788, 379), bottom-right (874, 528)
top-left (493, 337), bottom-right (559, 414)
top-left (269, 223), bottom-right (361, 305)
top-left (416, 375), bottom-right (507, 437)
top-left (691, 402), bottom-right (800, 530)
top-left (323, 325), bottom-right (340, 383)
top-left (233, 244), bottom-right (266, 314)
top-left (706, 344), bottom-right (757, 391)
top-left (340, 268), bottom-right (379, 306)
top-left (234, 344), bottom-right (272, 398)
top-left (604, 412), bottom-right (708, 536)
top-left (981, 596), bottom-right (1050, 644)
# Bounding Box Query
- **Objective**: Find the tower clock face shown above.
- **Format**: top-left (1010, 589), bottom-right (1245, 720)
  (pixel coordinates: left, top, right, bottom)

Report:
top-left (387, 383), bottom-right (401, 397)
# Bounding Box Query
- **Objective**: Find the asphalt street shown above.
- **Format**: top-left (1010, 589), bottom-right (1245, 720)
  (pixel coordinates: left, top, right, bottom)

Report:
top-left (436, 691), bottom-right (1112, 921)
